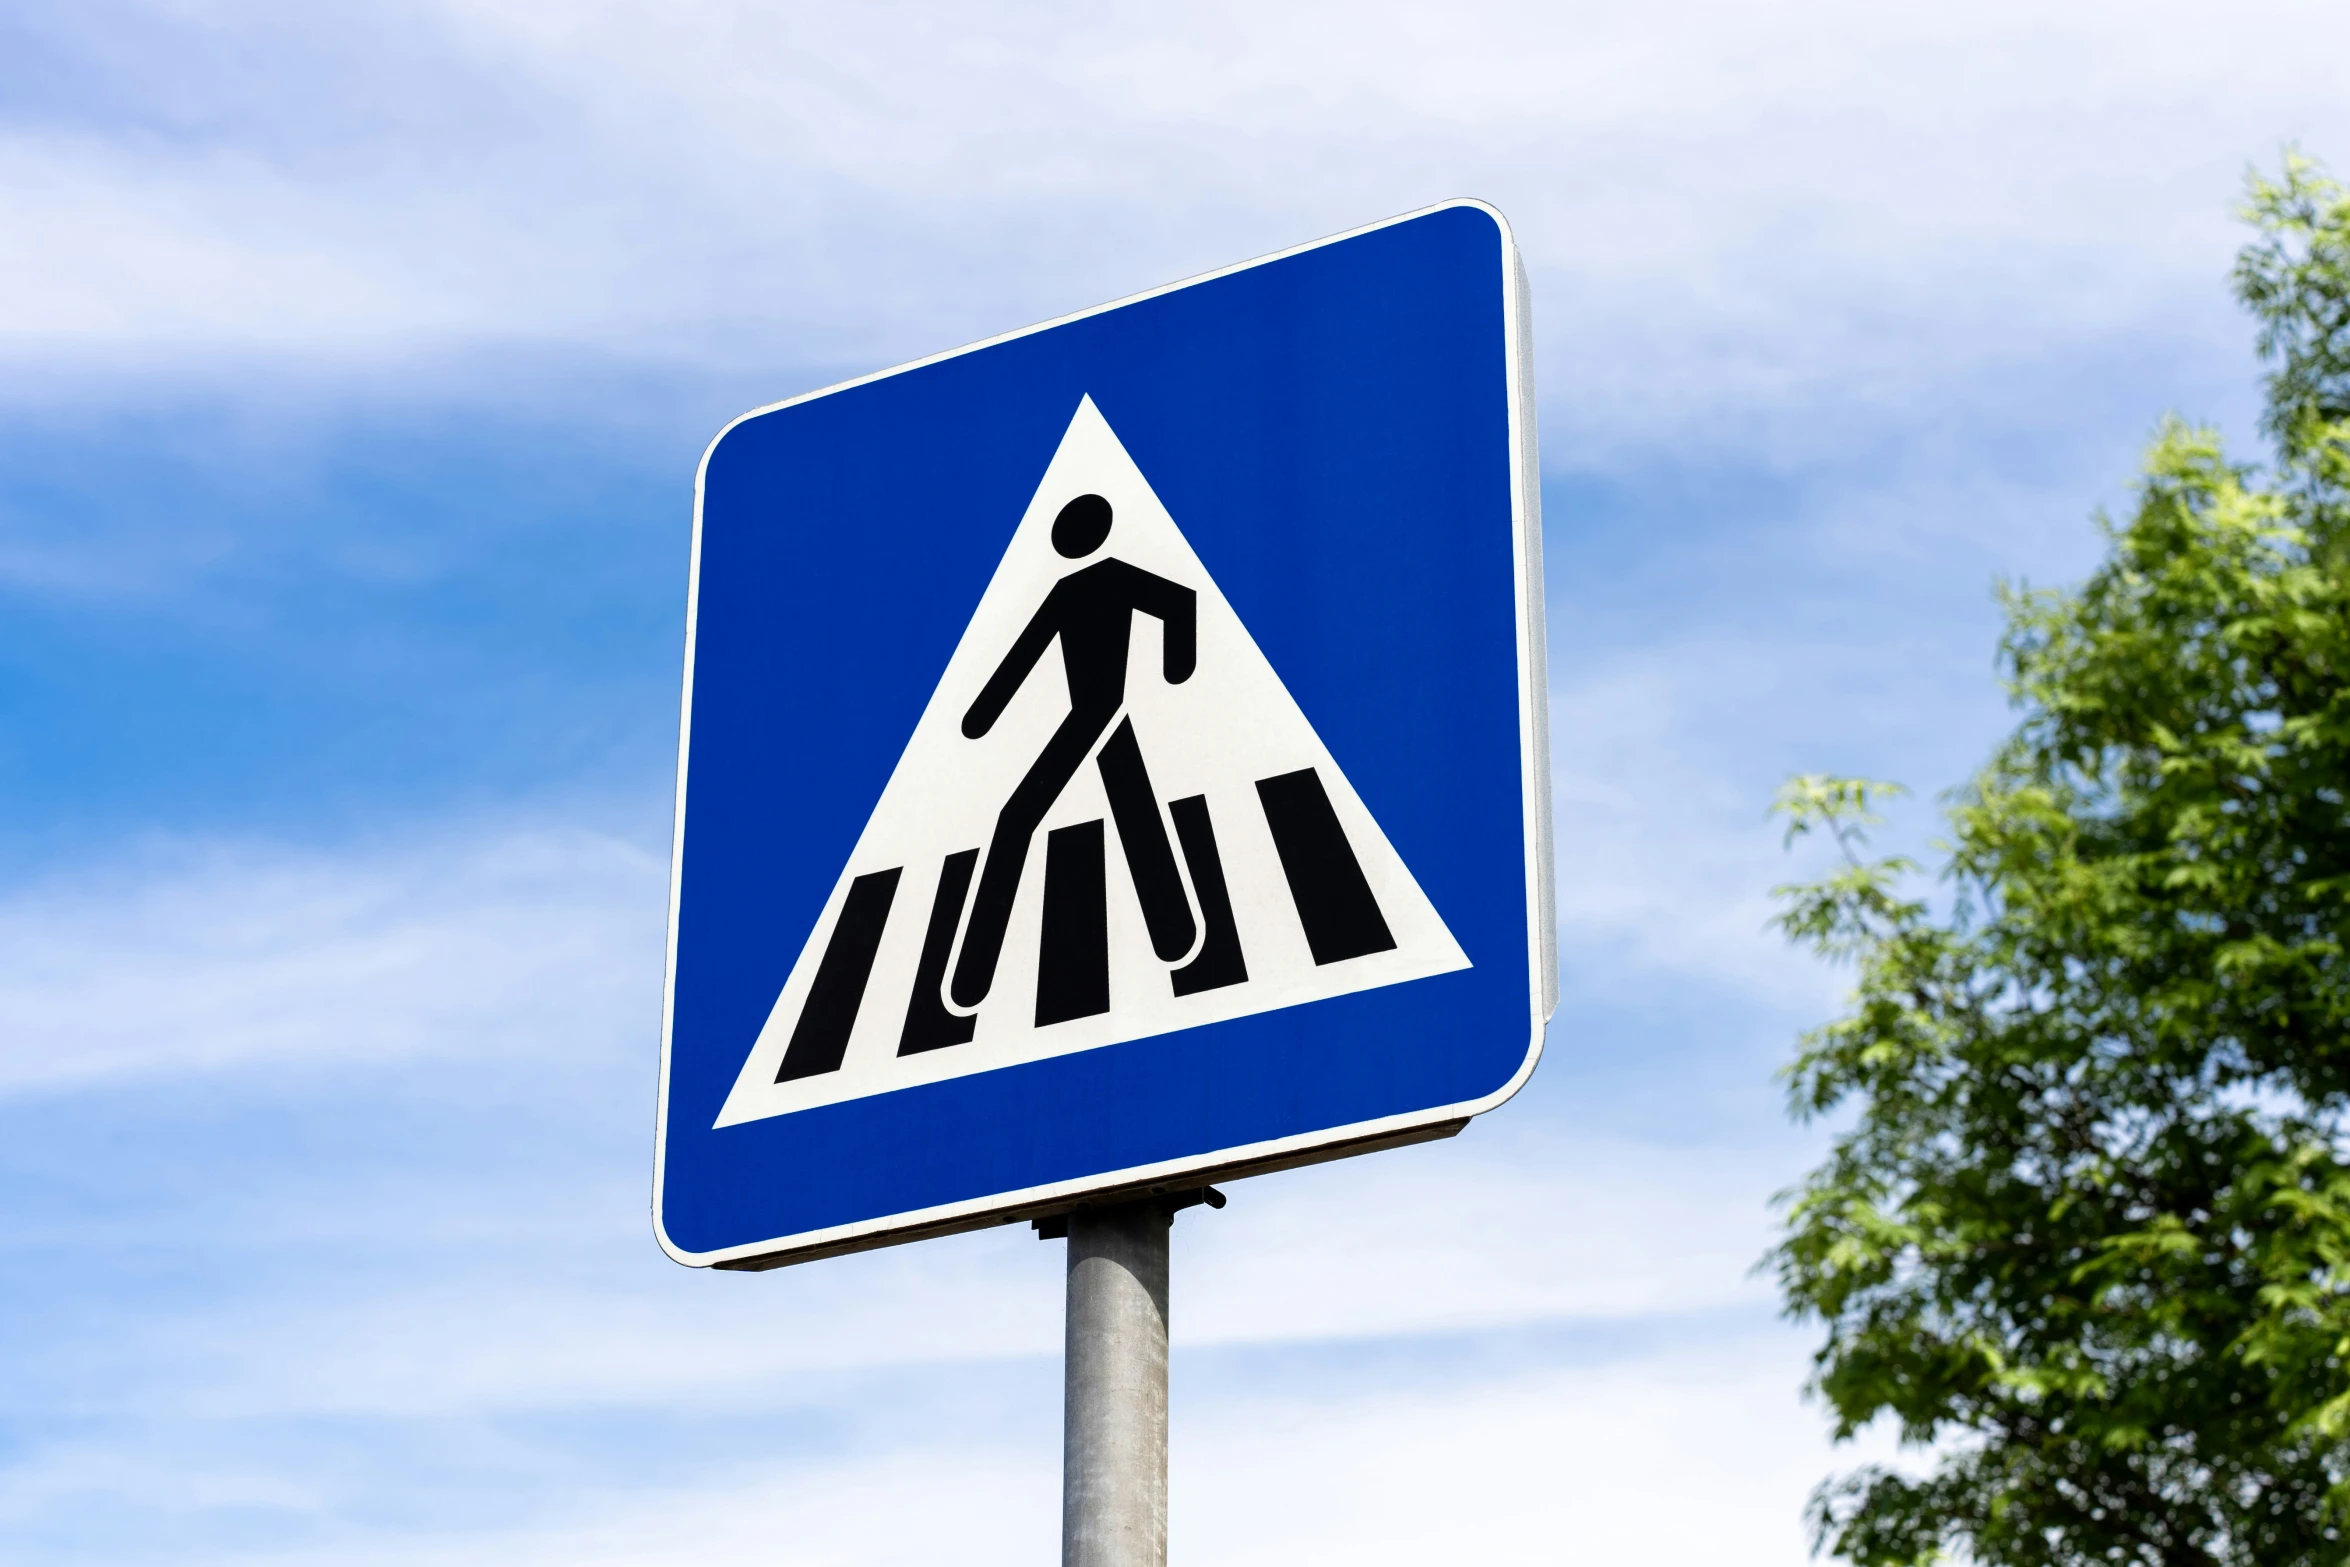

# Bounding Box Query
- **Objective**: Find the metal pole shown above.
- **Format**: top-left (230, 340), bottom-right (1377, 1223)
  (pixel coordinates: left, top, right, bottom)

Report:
top-left (1063, 1199), bottom-right (1170, 1567)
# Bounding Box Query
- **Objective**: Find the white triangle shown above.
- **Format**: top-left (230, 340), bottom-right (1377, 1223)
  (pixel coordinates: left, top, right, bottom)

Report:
top-left (714, 397), bottom-right (1470, 1127)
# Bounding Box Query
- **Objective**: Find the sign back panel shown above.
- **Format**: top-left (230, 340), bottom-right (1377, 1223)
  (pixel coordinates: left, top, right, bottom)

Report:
top-left (657, 200), bottom-right (1552, 1267)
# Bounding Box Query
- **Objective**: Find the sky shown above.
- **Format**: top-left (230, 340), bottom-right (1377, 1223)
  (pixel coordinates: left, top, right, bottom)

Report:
top-left (4, 2), bottom-right (2349, 1563)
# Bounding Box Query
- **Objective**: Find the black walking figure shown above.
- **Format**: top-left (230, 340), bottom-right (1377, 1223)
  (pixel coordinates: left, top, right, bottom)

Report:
top-left (950, 493), bottom-right (1199, 1009)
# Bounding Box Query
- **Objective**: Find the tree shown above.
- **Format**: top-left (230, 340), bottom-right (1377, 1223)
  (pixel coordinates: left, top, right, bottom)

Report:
top-left (1770, 153), bottom-right (2350, 1566)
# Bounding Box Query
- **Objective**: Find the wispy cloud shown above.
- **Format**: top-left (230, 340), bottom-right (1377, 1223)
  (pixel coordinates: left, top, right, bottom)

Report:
top-left (4, 0), bottom-right (2342, 457)
top-left (0, 824), bottom-right (663, 1095)
top-left (1, 1317), bottom-right (1872, 1567)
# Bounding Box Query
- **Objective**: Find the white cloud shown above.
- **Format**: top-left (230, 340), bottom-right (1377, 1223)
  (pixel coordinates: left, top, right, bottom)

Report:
top-left (0, 823), bottom-right (664, 1096)
top-left (1550, 639), bottom-right (1895, 1016)
top-left (4, 0), bottom-right (2344, 457)
top-left (91, 1129), bottom-right (1787, 1423)
top-left (1183, 1131), bottom-right (1786, 1345)
top-left (344, 1445), bottom-right (1057, 1567)
top-left (83, 1324), bottom-right (1872, 1567)
top-left (1178, 1331), bottom-right (1877, 1567)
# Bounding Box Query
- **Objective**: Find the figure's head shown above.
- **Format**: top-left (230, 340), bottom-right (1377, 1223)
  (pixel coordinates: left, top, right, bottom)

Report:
top-left (1052, 494), bottom-right (1113, 558)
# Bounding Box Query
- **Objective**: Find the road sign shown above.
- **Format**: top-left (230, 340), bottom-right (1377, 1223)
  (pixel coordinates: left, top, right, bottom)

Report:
top-left (656, 200), bottom-right (1553, 1269)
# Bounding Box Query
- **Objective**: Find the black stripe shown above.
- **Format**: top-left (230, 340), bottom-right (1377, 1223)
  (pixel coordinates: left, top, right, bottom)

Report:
top-left (1169, 795), bottom-right (1248, 996)
top-left (898, 849), bottom-right (980, 1055)
top-left (776, 868), bottom-right (902, 1081)
top-left (1035, 819), bottom-right (1111, 1026)
top-left (1254, 769), bottom-right (1396, 965)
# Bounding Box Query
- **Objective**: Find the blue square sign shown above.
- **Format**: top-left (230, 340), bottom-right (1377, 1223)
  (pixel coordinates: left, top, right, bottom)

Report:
top-left (657, 201), bottom-right (1553, 1268)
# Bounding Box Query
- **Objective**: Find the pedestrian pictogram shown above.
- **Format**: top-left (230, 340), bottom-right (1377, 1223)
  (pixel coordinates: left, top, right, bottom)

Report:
top-left (715, 398), bottom-right (1469, 1127)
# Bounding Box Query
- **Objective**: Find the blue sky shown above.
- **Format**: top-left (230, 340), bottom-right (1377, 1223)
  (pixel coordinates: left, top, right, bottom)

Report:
top-left (6, 3), bottom-right (2350, 1562)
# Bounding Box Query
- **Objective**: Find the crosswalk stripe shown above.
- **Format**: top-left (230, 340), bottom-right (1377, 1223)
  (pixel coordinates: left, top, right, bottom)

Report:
top-left (1255, 768), bottom-right (1397, 965)
top-left (775, 867), bottom-right (902, 1082)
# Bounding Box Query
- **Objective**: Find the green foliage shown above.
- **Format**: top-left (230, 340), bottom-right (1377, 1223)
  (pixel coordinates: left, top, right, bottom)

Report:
top-left (1771, 155), bottom-right (2350, 1566)
top-left (2235, 152), bottom-right (2350, 485)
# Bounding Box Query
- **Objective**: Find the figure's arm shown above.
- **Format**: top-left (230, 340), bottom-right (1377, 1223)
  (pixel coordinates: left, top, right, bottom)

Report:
top-left (962, 593), bottom-right (1061, 738)
top-left (1122, 565), bottom-right (1196, 684)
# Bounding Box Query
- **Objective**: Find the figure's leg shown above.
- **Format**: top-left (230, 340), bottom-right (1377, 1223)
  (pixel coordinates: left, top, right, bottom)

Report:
top-left (952, 710), bottom-right (1106, 1008)
top-left (1167, 796), bottom-right (1247, 995)
top-left (1096, 718), bottom-right (1198, 963)
top-left (898, 849), bottom-right (980, 1055)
